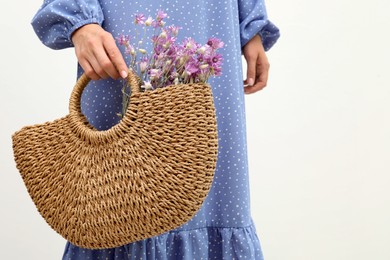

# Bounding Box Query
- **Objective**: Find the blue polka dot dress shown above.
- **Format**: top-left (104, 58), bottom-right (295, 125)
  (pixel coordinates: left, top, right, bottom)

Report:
top-left (31, 0), bottom-right (280, 259)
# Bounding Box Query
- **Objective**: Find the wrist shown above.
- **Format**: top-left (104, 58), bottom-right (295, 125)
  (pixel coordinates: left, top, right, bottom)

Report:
top-left (71, 23), bottom-right (101, 45)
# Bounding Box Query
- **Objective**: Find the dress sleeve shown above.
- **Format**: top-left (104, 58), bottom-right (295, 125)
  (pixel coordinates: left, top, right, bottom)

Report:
top-left (31, 0), bottom-right (104, 50)
top-left (238, 0), bottom-right (280, 51)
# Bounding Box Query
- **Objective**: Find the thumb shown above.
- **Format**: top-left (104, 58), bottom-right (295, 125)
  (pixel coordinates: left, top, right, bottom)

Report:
top-left (245, 56), bottom-right (256, 86)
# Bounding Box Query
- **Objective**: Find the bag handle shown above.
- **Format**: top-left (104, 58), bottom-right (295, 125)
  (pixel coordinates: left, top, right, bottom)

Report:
top-left (68, 69), bottom-right (141, 144)
top-left (69, 69), bottom-right (141, 115)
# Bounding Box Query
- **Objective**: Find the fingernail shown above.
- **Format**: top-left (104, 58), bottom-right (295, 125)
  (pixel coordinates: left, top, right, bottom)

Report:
top-left (247, 78), bottom-right (254, 86)
top-left (120, 70), bottom-right (128, 79)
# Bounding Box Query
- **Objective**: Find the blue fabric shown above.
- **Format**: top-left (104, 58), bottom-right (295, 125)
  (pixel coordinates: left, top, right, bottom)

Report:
top-left (31, 0), bottom-right (280, 259)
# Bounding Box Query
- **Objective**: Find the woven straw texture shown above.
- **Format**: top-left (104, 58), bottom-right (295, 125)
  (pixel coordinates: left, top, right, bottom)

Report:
top-left (12, 70), bottom-right (218, 249)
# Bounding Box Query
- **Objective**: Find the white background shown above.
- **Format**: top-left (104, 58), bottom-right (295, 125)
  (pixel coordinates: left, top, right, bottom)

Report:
top-left (1, 0), bottom-right (389, 259)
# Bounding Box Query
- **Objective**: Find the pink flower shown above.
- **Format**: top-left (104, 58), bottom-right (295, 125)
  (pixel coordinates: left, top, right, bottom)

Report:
top-left (184, 58), bottom-right (200, 77)
top-left (180, 37), bottom-right (201, 57)
top-left (207, 37), bottom-right (224, 50)
top-left (118, 10), bottom-right (224, 119)
top-left (183, 37), bottom-right (198, 50)
top-left (156, 10), bottom-right (168, 21)
top-left (135, 13), bottom-right (145, 24)
top-left (152, 20), bottom-right (166, 28)
top-left (125, 44), bottom-right (135, 55)
top-left (123, 11), bottom-right (223, 90)
top-left (207, 53), bottom-right (223, 76)
top-left (167, 25), bottom-right (181, 36)
top-left (151, 10), bottom-right (168, 27)
top-left (207, 53), bottom-right (223, 65)
top-left (116, 34), bottom-right (130, 46)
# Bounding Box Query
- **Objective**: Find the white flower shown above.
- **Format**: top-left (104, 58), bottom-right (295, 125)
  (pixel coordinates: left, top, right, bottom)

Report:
top-left (145, 16), bottom-right (154, 26)
top-left (141, 81), bottom-right (153, 90)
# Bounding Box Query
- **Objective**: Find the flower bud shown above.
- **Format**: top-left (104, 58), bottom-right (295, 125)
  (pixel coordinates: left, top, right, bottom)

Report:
top-left (145, 17), bottom-right (153, 26)
top-left (140, 61), bottom-right (147, 73)
top-left (160, 31), bottom-right (167, 38)
top-left (198, 46), bottom-right (206, 54)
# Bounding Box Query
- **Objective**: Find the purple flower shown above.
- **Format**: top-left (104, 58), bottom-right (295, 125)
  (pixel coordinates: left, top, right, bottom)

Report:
top-left (125, 44), bottom-right (135, 55)
top-left (207, 53), bottom-right (223, 66)
top-left (183, 37), bottom-right (199, 51)
top-left (153, 30), bottom-right (177, 56)
top-left (116, 34), bottom-right (130, 46)
top-left (150, 10), bottom-right (168, 28)
top-left (124, 11), bottom-right (223, 90)
top-left (118, 10), bottom-right (224, 120)
top-left (135, 13), bottom-right (145, 25)
top-left (207, 37), bottom-right (224, 50)
top-left (196, 45), bottom-right (211, 63)
top-left (184, 58), bottom-right (200, 77)
top-left (149, 68), bottom-right (162, 79)
top-left (156, 10), bottom-right (168, 21)
top-left (207, 53), bottom-right (223, 76)
top-left (167, 25), bottom-right (181, 37)
top-left (152, 20), bottom-right (166, 28)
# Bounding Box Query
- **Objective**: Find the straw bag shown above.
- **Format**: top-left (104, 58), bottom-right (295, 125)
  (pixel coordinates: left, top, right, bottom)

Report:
top-left (12, 69), bottom-right (218, 249)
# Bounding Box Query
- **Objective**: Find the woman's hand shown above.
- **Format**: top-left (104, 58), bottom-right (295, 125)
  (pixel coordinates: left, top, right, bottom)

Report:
top-left (71, 24), bottom-right (128, 80)
top-left (242, 34), bottom-right (270, 94)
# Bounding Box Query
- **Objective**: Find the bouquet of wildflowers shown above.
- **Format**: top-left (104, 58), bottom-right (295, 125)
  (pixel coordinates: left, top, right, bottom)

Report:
top-left (116, 10), bottom-right (224, 117)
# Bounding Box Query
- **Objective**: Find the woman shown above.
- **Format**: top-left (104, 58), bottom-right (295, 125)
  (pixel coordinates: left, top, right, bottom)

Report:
top-left (32, 0), bottom-right (280, 259)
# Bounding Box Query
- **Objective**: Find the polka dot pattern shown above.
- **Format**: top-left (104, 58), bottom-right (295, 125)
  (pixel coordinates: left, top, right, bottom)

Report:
top-left (31, 0), bottom-right (280, 259)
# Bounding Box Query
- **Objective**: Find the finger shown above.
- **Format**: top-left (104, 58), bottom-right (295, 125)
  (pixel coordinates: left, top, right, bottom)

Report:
top-left (245, 54), bottom-right (257, 87)
top-left (248, 59), bottom-right (268, 93)
top-left (104, 37), bottom-right (128, 79)
top-left (91, 42), bottom-right (116, 79)
top-left (76, 53), bottom-right (101, 80)
top-left (244, 55), bottom-right (270, 94)
top-left (255, 56), bottom-right (269, 89)
top-left (95, 49), bottom-right (119, 79)
top-left (89, 55), bottom-right (109, 79)
top-left (244, 84), bottom-right (258, 94)
top-left (81, 60), bottom-right (101, 80)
